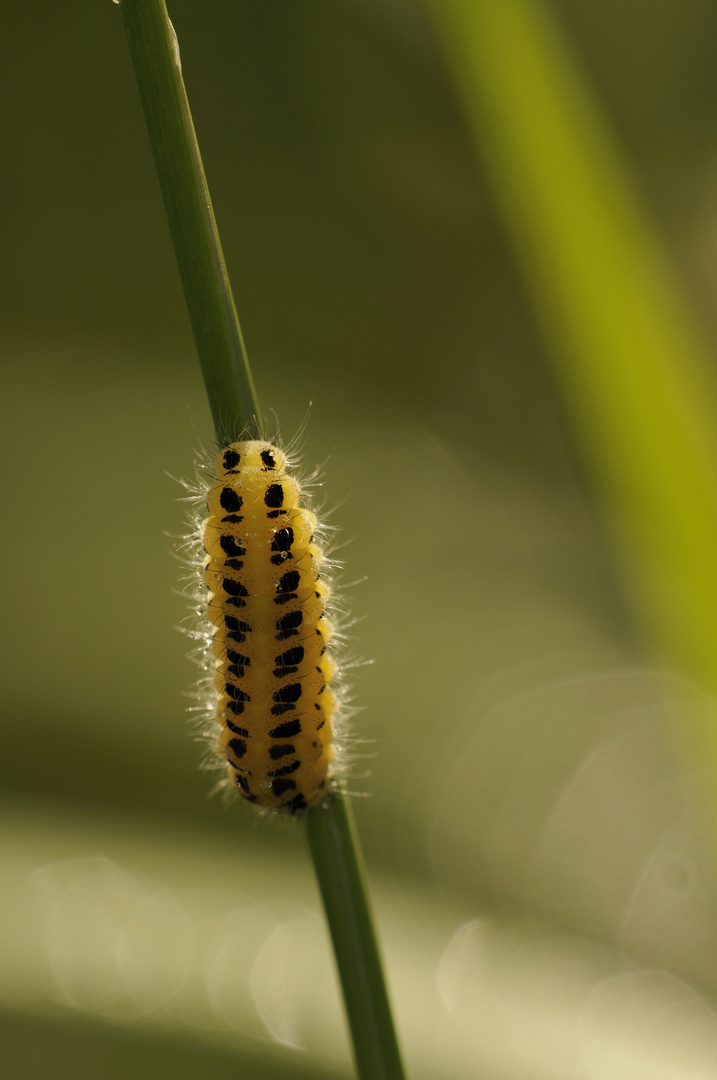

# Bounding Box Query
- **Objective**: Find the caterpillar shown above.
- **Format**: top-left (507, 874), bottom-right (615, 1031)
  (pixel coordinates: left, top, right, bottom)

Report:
top-left (198, 439), bottom-right (337, 813)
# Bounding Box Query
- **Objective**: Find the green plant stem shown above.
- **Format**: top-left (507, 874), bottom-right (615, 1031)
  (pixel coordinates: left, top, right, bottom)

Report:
top-left (306, 796), bottom-right (407, 1080)
top-left (119, 0), bottom-right (261, 445)
top-left (118, 3), bottom-right (405, 1076)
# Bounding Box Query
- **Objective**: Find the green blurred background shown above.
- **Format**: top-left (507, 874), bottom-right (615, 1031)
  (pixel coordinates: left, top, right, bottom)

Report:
top-left (4, 1), bottom-right (717, 1077)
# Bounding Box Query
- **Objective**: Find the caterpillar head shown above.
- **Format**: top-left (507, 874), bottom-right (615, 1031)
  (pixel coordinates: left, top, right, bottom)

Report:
top-left (216, 441), bottom-right (286, 477)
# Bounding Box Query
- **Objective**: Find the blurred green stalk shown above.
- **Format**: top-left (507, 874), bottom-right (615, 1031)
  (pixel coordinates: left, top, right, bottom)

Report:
top-left (428, 0), bottom-right (717, 766)
top-left (118, 2), bottom-right (406, 1077)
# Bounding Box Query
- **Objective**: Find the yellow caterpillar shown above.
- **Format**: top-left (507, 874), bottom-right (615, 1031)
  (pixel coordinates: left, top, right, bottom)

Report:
top-left (201, 440), bottom-right (336, 812)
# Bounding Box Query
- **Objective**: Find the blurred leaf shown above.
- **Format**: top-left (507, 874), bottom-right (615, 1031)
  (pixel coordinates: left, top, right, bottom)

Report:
top-left (427, 0), bottom-right (717, 767)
